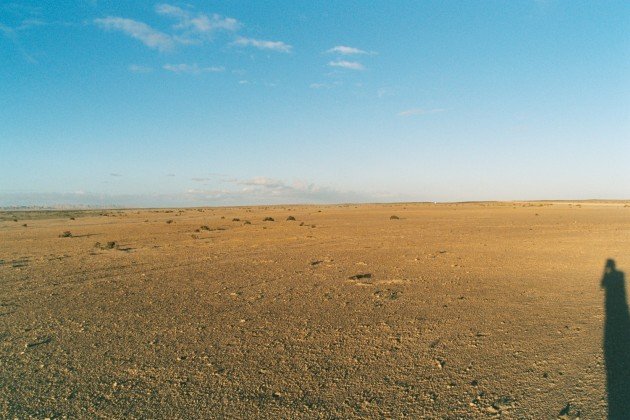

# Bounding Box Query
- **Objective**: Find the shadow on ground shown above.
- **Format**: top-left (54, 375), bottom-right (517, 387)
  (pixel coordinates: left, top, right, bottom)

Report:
top-left (601, 259), bottom-right (630, 419)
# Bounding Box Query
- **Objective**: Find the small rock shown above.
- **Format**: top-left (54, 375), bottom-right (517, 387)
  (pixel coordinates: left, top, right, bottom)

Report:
top-left (434, 358), bottom-right (446, 369)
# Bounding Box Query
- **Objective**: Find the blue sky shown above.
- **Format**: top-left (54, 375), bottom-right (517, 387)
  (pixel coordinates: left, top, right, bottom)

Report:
top-left (1, 1), bottom-right (628, 207)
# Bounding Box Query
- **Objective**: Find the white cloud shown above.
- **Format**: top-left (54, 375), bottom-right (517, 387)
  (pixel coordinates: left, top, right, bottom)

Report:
top-left (377, 87), bottom-right (394, 98)
top-left (309, 81), bottom-right (342, 89)
top-left (0, 23), bottom-right (15, 36)
top-left (155, 3), bottom-right (240, 35)
top-left (94, 16), bottom-right (174, 51)
top-left (16, 19), bottom-right (46, 30)
top-left (326, 45), bottom-right (369, 55)
top-left (199, 176), bottom-right (378, 204)
top-left (163, 63), bottom-right (224, 74)
top-left (0, 175), bottom-right (398, 207)
top-left (398, 108), bottom-right (445, 117)
top-left (328, 60), bottom-right (364, 70)
top-left (128, 64), bottom-right (153, 73)
top-left (238, 177), bottom-right (286, 189)
top-left (233, 36), bottom-right (292, 53)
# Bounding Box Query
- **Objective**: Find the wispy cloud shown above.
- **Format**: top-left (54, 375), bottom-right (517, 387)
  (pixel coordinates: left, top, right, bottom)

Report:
top-left (398, 108), bottom-right (445, 117)
top-left (0, 20), bottom-right (40, 63)
top-left (238, 177), bottom-right (286, 189)
top-left (377, 87), bottom-right (394, 98)
top-left (233, 36), bottom-right (292, 53)
top-left (0, 22), bottom-right (14, 37)
top-left (0, 175), bottom-right (399, 207)
top-left (16, 18), bottom-right (46, 31)
top-left (156, 3), bottom-right (240, 35)
top-left (326, 45), bottom-right (370, 55)
top-left (194, 176), bottom-right (377, 204)
top-left (309, 81), bottom-right (342, 89)
top-left (110, 173), bottom-right (122, 177)
top-left (94, 17), bottom-right (175, 51)
top-left (328, 60), bottom-right (364, 70)
top-left (128, 64), bottom-right (153, 73)
top-left (163, 63), bottom-right (224, 74)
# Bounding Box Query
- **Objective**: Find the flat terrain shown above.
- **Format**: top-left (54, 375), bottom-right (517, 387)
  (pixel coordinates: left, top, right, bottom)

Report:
top-left (1, 202), bottom-right (629, 418)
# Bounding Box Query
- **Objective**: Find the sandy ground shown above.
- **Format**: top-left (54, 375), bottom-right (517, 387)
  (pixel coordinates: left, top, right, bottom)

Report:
top-left (1, 202), bottom-right (629, 418)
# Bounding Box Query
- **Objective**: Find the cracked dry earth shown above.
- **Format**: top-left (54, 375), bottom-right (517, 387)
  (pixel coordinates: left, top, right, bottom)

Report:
top-left (1, 202), bottom-right (629, 418)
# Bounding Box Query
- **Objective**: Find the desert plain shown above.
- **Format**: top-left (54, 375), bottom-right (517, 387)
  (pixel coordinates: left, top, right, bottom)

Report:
top-left (1, 201), bottom-right (629, 418)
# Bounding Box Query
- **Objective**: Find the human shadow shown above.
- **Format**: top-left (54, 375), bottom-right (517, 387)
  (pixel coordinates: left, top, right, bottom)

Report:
top-left (601, 259), bottom-right (630, 419)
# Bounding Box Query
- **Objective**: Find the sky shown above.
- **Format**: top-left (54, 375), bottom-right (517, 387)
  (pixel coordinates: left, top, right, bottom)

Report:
top-left (1, 0), bottom-right (629, 207)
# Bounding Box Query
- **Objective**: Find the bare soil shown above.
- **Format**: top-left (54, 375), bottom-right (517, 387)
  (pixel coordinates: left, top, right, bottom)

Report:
top-left (1, 202), bottom-right (629, 418)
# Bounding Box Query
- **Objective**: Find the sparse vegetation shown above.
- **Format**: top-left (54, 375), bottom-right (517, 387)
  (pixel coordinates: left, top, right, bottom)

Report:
top-left (263, 217), bottom-right (274, 222)
top-left (286, 216), bottom-right (296, 221)
top-left (59, 231), bottom-right (72, 238)
top-left (390, 215), bottom-right (400, 220)
top-left (94, 241), bottom-right (118, 250)
top-left (166, 219), bottom-right (174, 224)
top-left (232, 218), bottom-right (240, 222)
top-left (349, 273), bottom-right (372, 280)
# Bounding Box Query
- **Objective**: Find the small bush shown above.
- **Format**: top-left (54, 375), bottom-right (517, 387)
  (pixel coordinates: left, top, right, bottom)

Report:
top-left (263, 217), bottom-right (274, 222)
top-left (166, 219), bottom-right (174, 224)
top-left (390, 215), bottom-right (400, 220)
top-left (200, 225), bottom-right (211, 231)
top-left (232, 218), bottom-right (240, 222)
top-left (95, 241), bottom-right (118, 250)
top-left (286, 216), bottom-right (296, 221)
top-left (60, 231), bottom-right (72, 238)
top-left (243, 220), bottom-right (251, 225)
top-left (349, 273), bottom-right (372, 280)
